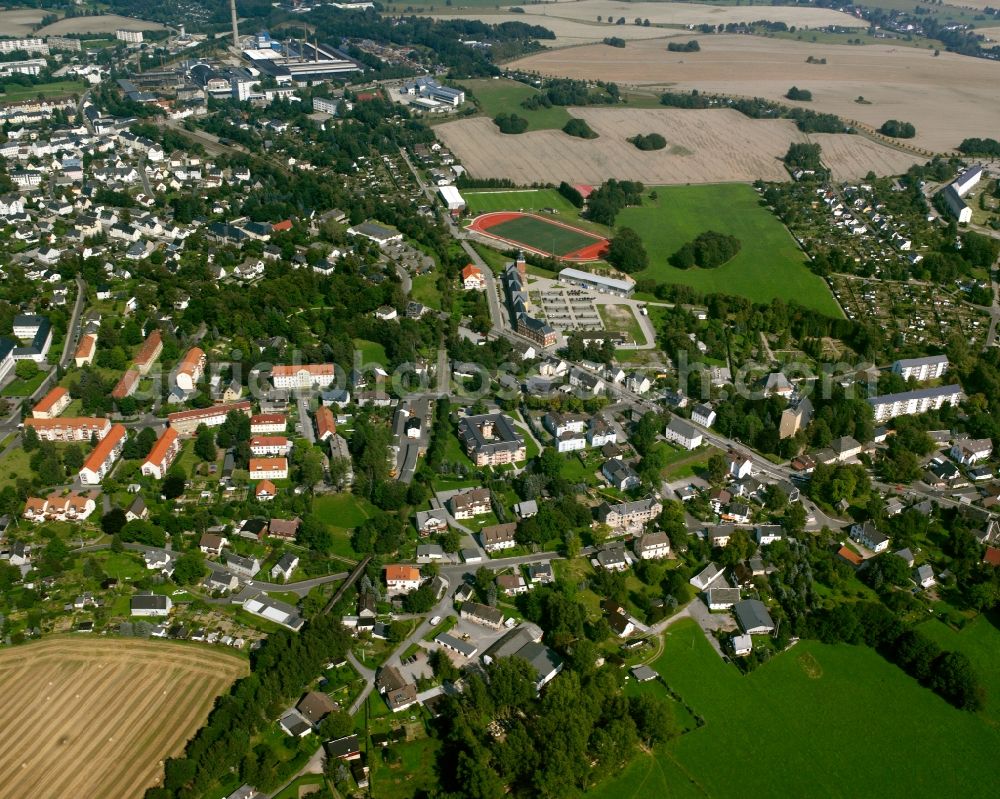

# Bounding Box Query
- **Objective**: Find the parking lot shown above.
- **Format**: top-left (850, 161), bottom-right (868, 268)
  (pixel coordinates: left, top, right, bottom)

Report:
top-left (532, 286), bottom-right (603, 331)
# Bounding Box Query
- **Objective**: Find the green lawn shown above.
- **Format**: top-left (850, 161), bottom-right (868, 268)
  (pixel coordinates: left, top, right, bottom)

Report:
top-left (483, 214), bottom-right (602, 258)
top-left (354, 338), bottom-right (387, 364)
top-left (0, 445), bottom-right (32, 489)
top-left (457, 78), bottom-right (572, 132)
top-left (0, 80), bottom-right (86, 102)
top-left (919, 614), bottom-right (1000, 725)
top-left (2, 371), bottom-right (46, 397)
top-left (464, 188), bottom-right (582, 217)
top-left (273, 774), bottom-right (325, 799)
top-left (617, 184), bottom-right (841, 316)
top-left (592, 619), bottom-right (1000, 798)
top-left (410, 273), bottom-right (442, 309)
top-left (369, 732), bottom-right (441, 798)
top-left (314, 493), bottom-right (377, 528)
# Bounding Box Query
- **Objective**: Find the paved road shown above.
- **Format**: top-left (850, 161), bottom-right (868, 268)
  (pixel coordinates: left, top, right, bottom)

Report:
top-left (73, 541), bottom-right (348, 595)
top-left (298, 397), bottom-right (316, 445)
top-left (394, 262), bottom-right (412, 296)
top-left (138, 152), bottom-right (153, 196)
top-left (60, 275), bottom-right (88, 369)
top-left (77, 89), bottom-right (93, 134)
top-left (347, 650), bottom-right (377, 714)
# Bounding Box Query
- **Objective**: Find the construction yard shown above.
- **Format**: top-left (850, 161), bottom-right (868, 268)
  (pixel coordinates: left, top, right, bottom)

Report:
top-left (0, 637), bottom-right (246, 799)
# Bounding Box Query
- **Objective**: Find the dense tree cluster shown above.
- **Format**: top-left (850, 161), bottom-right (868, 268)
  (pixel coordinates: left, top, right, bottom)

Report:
top-left (667, 40), bottom-right (700, 52)
top-left (805, 462), bottom-right (872, 509)
top-left (562, 118), bottom-right (598, 139)
top-left (519, 78), bottom-right (620, 108)
top-left (627, 133), bottom-right (667, 151)
top-left (958, 137), bottom-right (1000, 156)
top-left (783, 142), bottom-right (824, 172)
top-left (494, 113), bottom-right (529, 134)
top-left (669, 230), bottom-right (741, 269)
top-left (879, 120), bottom-right (917, 139)
top-left (785, 86), bottom-right (812, 101)
top-left (557, 181), bottom-right (584, 208)
top-left (585, 179), bottom-right (644, 226)
top-left (602, 36), bottom-right (627, 47)
top-left (606, 228), bottom-right (649, 273)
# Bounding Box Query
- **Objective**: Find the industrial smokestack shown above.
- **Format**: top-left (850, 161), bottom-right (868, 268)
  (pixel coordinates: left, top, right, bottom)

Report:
top-left (230, 0), bottom-right (239, 49)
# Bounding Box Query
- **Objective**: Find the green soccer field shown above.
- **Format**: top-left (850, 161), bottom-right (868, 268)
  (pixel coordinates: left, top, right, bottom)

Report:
top-left (485, 215), bottom-right (599, 257)
top-left (616, 184), bottom-right (842, 317)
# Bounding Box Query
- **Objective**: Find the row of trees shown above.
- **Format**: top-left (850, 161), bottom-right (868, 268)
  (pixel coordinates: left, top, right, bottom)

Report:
top-left (810, 602), bottom-right (983, 711)
top-left (147, 616), bottom-right (351, 798)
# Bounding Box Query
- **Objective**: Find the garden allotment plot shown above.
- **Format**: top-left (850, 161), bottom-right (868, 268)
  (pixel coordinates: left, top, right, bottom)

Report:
top-left (469, 211), bottom-right (608, 261)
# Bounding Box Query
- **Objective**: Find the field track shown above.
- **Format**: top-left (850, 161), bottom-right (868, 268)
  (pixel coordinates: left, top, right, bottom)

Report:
top-left (468, 211), bottom-right (609, 260)
top-left (0, 637), bottom-right (247, 799)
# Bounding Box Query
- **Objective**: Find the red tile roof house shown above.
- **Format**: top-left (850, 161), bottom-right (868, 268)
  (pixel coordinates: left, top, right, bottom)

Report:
top-left (141, 427), bottom-right (181, 479)
top-left (78, 424), bottom-right (127, 485)
top-left (32, 386), bottom-right (71, 419)
top-left (25, 416), bottom-right (112, 442)
top-left (255, 480), bottom-right (277, 501)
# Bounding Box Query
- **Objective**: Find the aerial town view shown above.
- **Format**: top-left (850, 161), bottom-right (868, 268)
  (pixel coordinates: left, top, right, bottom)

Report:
top-left (2, 0), bottom-right (1000, 797)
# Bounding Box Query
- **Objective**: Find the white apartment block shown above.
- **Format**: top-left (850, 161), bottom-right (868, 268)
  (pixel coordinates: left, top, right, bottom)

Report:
top-left (868, 385), bottom-right (963, 423)
top-left (891, 355), bottom-right (948, 382)
top-left (79, 424), bottom-right (127, 485)
top-left (271, 364), bottom-right (337, 389)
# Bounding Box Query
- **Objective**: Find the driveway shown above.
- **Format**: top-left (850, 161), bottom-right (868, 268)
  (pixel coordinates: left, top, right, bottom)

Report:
top-left (686, 598), bottom-right (737, 659)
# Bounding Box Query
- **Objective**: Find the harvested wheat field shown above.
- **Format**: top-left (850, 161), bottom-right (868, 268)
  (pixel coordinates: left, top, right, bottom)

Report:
top-left (430, 1), bottom-right (863, 30)
top-left (512, 34), bottom-right (1000, 152)
top-left (428, 13), bottom-right (682, 45)
top-left (37, 14), bottom-right (164, 36)
top-left (0, 637), bottom-right (247, 799)
top-left (436, 108), bottom-right (917, 185)
top-left (0, 8), bottom-right (47, 36)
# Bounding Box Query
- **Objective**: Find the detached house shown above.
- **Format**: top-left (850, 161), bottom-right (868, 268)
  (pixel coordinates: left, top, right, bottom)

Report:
top-left (728, 450), bottom-right (753, 480)
top-left (951, 438), bottom-right (992, 466)
top-left (691, 404), bottom-right (716, 427)
top-left (664, 417), bottom-right (702, 450)
top-left (602, 458), bottom-right (640, 491)
top-left (481, 522), bottom-right (517, 552)
top-left (634, 532), bottom-right (671, 560)
top-left (851, 521), bottom-right (890, 553)
top-left (449, 488), bottom-right (491, 520)
top-left (597, 497), bottom-right (662, 533)
top-left (461, 264), bottom-right (485, 290)
top-left (385, 564), bottom-right (422, 595)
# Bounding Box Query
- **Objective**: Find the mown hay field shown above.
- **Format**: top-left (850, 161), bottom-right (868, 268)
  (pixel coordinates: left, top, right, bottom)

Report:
top-left (0, 637), bottom-right (247, 799)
